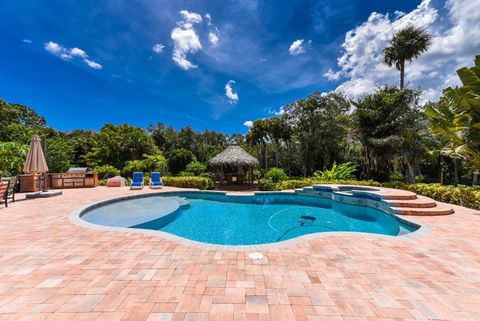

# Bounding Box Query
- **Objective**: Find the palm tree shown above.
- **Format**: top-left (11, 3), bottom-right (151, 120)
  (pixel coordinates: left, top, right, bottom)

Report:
top-left (427, 55), bottom-right (480, 185)
top-left (384, 26), bottom-right (432, 89)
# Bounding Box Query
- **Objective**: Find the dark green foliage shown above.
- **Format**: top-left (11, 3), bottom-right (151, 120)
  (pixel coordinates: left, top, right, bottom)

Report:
top-left (282, 91), bottom-right (351, 176)
top-left (168, 148), bottom-right (195, 175)
top-left (354, 86), bottom-right (424, 182)
top-left (85, 124), bottom-right (157, 170)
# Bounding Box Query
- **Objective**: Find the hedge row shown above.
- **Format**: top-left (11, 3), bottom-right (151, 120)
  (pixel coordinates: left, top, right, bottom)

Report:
top-left (261, 179), bottom-right (480, 210)
top-left (162, 176), bottom-right (213, 190)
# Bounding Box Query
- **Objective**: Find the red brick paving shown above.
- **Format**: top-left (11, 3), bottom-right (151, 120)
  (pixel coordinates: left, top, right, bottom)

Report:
top-left (0, 186), bottom-right (479, 320)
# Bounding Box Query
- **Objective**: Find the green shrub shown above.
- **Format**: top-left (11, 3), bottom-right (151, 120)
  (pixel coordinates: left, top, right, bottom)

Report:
top-left (94, 165), bottom-right (120, 180)
top-left (258, 178), bottom-right (280, 191)
top-left (313, 162), bottom-right (358, 181)
top-left (278, 179), bottom-right (315, 190)
top-left (185, 161), bottom-right (207, 176)
top-left (162, 176), bottom-right (213, 190)
top-left (264, 167), bottom-right (288, 183)
top-left (389, 171), bottom-right (405, 182)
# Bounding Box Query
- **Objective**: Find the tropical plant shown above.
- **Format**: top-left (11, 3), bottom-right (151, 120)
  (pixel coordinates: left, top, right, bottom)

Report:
top-left (426, 55), bottom-right (480, 184)
top-left (264, 167), bottom-right (288, 182)
top-left (0, 142), bottom-right (29, 176)
top-left (313, 162), bottom-right (358, 181)
top-left (384, 26), bottom-right (432, 89)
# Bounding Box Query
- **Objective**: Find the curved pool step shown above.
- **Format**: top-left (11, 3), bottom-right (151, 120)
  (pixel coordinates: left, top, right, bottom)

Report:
top-left (375, 189), bottom-right (417, 200)
top-left (384, 195), bottom-right (437, 208)
top-left (392, 202), bottom-right (454, 216)
top-left (295, 185), bottom-right (455, 216)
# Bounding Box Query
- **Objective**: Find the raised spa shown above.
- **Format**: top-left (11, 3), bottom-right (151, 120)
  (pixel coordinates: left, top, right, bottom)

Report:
top-left (79, 191), bottom-right (419, 245)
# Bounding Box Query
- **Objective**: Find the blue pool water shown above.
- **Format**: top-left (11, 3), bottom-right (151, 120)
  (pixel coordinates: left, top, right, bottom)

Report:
top-left (81, 192), bottom-right (418, 245)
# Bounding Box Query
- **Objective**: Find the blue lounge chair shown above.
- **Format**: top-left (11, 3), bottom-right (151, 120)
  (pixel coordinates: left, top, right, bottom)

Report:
top-left (150, 172), bottom-right (163, 189)
top-left (130, 172), bottom-right (144, 190)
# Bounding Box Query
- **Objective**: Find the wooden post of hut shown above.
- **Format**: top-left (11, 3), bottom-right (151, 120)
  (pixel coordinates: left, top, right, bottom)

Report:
top-left (209, 142), bottom-right (259, 187)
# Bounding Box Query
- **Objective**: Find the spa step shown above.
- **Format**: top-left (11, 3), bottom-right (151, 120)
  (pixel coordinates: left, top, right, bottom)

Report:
top-left (384, 196), bottom-right (437, 208)
top-left (392, 203), bottom-right (454, 216)
top-left (375, 189), bottom-right (418, 200)
top-left (170, 196), bottom-right (190, 207)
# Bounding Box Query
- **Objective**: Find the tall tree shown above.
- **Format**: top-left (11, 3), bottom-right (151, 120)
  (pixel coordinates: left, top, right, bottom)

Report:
top-left (282, 92), bottom-right (350, 176)
top-left (246, 120), bottom-right (270, 170)
top-left (384, 26), bottom-right (432, 89)
top-left (263, 117), bottom-right (292, 168)
top-left (85, 124), bottom-right (157, 169)
top-left (354, 86), bottom-right (423, 182)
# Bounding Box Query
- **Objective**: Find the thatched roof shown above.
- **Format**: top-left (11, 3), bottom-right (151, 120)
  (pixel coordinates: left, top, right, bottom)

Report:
top-left (209, 142), bottom-right (259, 167)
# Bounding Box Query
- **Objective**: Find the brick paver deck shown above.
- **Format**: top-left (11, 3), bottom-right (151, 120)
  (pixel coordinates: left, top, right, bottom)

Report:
top-left (0, 186), bottom-right (479, 321)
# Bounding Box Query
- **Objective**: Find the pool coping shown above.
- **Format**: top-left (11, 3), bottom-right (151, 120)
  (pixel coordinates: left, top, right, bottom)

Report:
top-left (68, 189), bottom-right (431, 252)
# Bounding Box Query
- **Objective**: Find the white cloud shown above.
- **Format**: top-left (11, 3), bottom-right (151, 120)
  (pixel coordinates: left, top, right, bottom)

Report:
top-left (83, 58), bottom-right (102, 69)
top-left (179, 10), bottom-right (203, 25)
top-left (171, 27), bottom-right (202, 70)
top-left (225, 80), bottom-right (239, 104)
top-left (70, 47), bottom-right (87, 58)
top-left (326, 0), bottom-right (479, 101)
top-left (204, 13), bottom-right (212, 26)
top-left (44, 41), bottom-right (62, 54)
top-left (289, 39), bottom-right (305, 56)
top-left (22, 39), bottom-right (32, 44)
top-left (171, 10), bottom-right (203, 70)
top-left (208, 32), bottom-right (219, 46)
top-left (243, 120), bottom-right (253, 128)
top-left (324, 68), bottom-right (341, 81)
top-left (152, 43), bottom-right (165, 54)
top-left (44, 41), bottom-right (102, 69)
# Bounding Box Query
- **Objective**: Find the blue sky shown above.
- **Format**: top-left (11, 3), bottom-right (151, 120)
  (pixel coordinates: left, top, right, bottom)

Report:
top-left (1, 0), bottom-right (475, 134)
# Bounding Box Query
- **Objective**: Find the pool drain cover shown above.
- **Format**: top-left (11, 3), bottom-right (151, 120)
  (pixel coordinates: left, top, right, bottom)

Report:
top-left (248, 252), bottom-right (264, 260)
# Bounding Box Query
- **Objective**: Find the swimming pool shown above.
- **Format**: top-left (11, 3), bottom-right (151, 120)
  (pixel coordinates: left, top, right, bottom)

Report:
top-left (79, 191), bottom-right (419, 246)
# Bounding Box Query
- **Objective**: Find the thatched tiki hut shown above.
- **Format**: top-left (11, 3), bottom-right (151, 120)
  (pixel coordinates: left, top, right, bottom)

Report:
top-left (209, 142), bottom-right (259, 185)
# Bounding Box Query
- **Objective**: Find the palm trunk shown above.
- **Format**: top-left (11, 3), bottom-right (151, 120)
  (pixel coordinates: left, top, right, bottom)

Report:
top-left (452, 157), bottom-right (459, 186)
top-left (400, 60), bottom-right (405, 90)
top-left (274, 140), bottom-right (279, 168)
top-left (473, 170), bottom-right (478, 186)
top-left (405, 159), bottom-right (416, 184)
top-left (304, 146), bottom-right (308, 177)
top-left (264, 143), bottom-right (268, 170)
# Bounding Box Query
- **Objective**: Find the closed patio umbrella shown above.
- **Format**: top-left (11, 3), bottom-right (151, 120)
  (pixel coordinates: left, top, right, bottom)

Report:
top-left (23, 135), bottom-right (49, 190)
